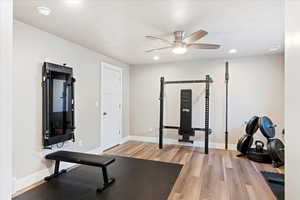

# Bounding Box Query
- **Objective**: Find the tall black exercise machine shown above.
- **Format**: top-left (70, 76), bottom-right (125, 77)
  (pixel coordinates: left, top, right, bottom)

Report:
top-left (159, 75), bottom-right (213, 154)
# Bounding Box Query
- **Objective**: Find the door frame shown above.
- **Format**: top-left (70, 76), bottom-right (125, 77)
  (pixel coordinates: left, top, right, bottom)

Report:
top-left (100, 62), bottom-right (123, 150)
top-left (0, 0), bottom-right (13, 197)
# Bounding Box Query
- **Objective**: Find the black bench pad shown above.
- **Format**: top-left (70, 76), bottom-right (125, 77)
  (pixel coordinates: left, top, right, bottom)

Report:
top-left (45, 151), bottom-right (115, 167)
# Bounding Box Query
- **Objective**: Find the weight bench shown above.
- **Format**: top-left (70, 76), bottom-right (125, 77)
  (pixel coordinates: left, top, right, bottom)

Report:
top-left (44, 151), bottom-right (115, 192)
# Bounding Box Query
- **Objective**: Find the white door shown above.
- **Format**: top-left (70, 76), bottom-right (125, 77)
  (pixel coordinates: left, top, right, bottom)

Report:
top-left (101, 63), bottom-right (122, 150)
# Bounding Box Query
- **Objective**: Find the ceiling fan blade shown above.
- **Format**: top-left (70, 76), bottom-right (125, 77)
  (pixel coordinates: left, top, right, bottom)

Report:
top-left (145, 36), bottom-right (173, 45)
top-left (183, 30), bottom-right (208, 43)
top-left (145, 46), bottom-right (173, 53)
top-left (188, 43), bottom-right (220, 49)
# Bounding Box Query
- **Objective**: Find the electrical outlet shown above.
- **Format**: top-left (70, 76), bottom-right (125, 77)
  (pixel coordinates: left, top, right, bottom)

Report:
top-left (148, 128), bottom-right (153, 132)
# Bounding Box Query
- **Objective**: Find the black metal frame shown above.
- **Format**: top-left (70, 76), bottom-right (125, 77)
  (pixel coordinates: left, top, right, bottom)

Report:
top-left (44, 160), bottom-right (67, 181)
top-left (225, 62), bottom-right (229, 150)
top-left (159, 75), bottom-right (213, 154)
top-left (42, 62), bottom-right (76, 147)
top-left (44, 160), bottom-right (115, 192)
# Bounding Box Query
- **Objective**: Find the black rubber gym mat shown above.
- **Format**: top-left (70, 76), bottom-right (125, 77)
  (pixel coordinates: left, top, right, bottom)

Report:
top-left (261, 171), bottom-right (284, 200)
top-left (14, 156), bottom-right (183, 200)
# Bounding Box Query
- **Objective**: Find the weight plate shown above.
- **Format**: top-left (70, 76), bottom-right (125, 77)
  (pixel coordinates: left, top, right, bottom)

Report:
top-left (259, 116), bottom-right (276, 138)
top-left (247, 148), bottom-right (272, 163)
top-left (268, 139), bottom-right (285, 163)
top-left (245, 116), bottom-right (260, 135)
top-left (237, 135), bottom-right (253, 154)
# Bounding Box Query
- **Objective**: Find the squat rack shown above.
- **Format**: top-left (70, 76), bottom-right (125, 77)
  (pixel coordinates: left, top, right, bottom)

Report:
top-left (159, 75), bottom-right (213, 154)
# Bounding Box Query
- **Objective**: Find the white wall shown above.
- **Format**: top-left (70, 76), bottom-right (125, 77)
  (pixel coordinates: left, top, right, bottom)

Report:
top-left (130, 54), bottom-right (284, 146)
top-left (285, 1), bottom-right (300, 199)
top-left (0, 0), bottom-right (13, 198)
top-left (13, 21), bottom-right (130, 186)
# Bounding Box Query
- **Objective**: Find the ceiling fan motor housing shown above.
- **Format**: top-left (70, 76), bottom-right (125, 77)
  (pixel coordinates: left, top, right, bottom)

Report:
top-left (174, 31), bottom-right (185, 42)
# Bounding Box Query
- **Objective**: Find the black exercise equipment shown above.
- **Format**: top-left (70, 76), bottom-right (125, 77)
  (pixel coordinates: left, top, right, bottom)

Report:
top-left (247, 148), bottom-right (272, 163)
top-left (245, 116), bottom-right (260, 136)
top-left (237, 135), bottom-right (254, 155)
top-left (42, 62), bottom-right (76, 147)
top-left (267, 138), bottom-right (285, 168)
top-left (259, 116), bottom-right (276, 138)
top-left (225, 62), bottom-right (229, 150)
top-left (236, 116), bottom-right (259, 156)
top-left (159, 75), bottom-right (213, 154)
top-left (260, 116), bottom-right (284, 167)
top-left (178, 89), bottom-right (195, 143)
top-left (254, 140), bottom-right (264, 152)
top-left (247, 140), bottom-right (272, 163)
top-left (45, 151), bottom-right (115, 192)
top-left (237, 116), bottom-right (285, 168)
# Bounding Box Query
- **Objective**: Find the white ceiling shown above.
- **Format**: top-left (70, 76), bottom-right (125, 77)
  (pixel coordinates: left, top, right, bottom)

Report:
top-left (14, 0), bottom-right (284, 65)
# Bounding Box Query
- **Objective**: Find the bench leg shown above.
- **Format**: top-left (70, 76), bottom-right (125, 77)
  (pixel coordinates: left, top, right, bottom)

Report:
top-left (54, 160), bottom-right (60, 175)
top-left (44, 160), bottom-right (67, 181)
top-left (97, 166), bottom-right (115, 192)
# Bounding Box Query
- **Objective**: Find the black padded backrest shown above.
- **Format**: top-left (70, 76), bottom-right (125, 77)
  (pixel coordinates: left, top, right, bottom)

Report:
top-left (180, 89), bottom-right (192, 132)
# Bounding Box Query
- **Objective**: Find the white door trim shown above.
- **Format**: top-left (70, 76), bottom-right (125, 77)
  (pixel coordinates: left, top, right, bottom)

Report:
top-left (0, 0), bottom-right (13, 197)
top-left (100, 62), bottom-right (123, 150)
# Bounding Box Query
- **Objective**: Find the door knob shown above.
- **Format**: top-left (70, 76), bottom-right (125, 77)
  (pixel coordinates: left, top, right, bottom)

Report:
top-left (103, 112), bottom-right (107, 116)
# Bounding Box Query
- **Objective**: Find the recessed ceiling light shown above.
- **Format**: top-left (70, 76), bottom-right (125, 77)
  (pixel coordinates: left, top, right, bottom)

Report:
top-left (65, 0), bottom-right (82, 6)
top-left (172, 47), bottom-right (187, 54)
top-left (229, 49), bottom-right (237, 54)
top-left (37, 7), bottom-right (51, 16)
top-left (153, 56), bottom-right (160, 60)
top-left (269, 46), bottom-right (280, 52)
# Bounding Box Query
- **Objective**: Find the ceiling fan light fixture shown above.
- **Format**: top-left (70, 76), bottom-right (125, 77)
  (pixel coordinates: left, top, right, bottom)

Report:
top-left (153, 56), bottom-right (160, 60)
top-left (229, 49), bottom-right (237, 54)
top-left (172, 47), bottom-right (187, 54)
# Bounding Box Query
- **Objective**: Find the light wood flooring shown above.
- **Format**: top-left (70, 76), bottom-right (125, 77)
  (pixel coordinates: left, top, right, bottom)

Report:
top-left (105, 141), bottom-right (284, 200)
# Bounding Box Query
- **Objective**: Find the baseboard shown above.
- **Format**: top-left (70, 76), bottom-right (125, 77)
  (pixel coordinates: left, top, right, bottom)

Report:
top-left (122, 135), bottom-right (236, 151)
top-left (13, 146), bottom-right (102, 195)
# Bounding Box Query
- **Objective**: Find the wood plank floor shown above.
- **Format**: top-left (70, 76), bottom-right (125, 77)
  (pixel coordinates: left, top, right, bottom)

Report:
top-left (105, 141), bottom-right (284, 200)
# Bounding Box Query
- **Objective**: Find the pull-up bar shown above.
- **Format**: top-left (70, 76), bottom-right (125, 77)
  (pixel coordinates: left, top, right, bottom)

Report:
top-left (165, 78), bottom-right (213, 84)
top-left (159, 75), bottom-right (212, 154)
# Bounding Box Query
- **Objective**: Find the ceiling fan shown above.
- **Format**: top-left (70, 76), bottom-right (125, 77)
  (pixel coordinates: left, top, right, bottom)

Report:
top-left (145, 30), bottom-right (220, 54)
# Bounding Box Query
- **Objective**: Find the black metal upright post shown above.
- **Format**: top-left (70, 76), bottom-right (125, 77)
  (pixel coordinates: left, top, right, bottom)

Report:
top-left (159, 77), bottom-right (165, 149)
top-left (71, 77), bottom-right (76, 142)
top-left (204, 75), bottom-right (210, 154)
top-left (225, 62), bottom-right (229, 150)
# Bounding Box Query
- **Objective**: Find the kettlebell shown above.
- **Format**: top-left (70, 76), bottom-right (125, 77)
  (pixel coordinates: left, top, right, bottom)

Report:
top-left (255, 140), bottom-right (264, 152)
